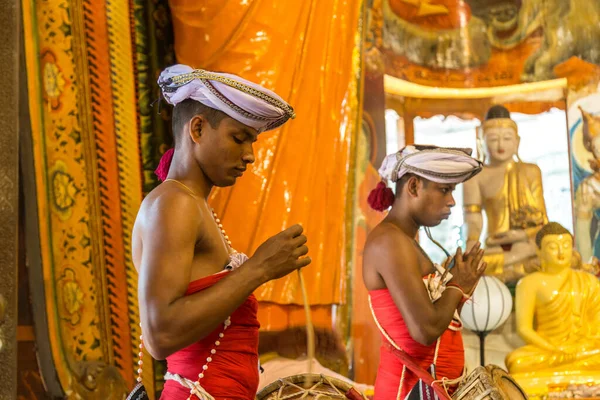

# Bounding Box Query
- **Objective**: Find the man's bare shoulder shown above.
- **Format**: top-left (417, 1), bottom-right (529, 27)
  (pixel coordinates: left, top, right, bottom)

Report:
top-left (136, 183), bottom-right (204, 229)
top-left (363, 222), bottom-right (421, 290)
top-left (365, 222), bottom-right (415, 256)
top-left (132, 184), bottom-right (206, 273)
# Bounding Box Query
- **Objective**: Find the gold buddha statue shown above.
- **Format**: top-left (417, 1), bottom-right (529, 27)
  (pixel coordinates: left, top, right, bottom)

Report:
top-left (463, 105), bottom-right (548, 283)
top-left (506, 222), bottom-right (600, 395)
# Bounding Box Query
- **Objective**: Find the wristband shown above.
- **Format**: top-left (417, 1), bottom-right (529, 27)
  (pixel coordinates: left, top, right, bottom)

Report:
top-left (446, 282), bottom-right (467, 293)
top-left (445, 284), bottom-right (471, 306)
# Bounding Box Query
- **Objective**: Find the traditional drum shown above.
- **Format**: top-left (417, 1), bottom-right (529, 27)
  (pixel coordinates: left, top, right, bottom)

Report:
top-left (452, 366), bottom-right (528, 400)
top-left (256, 374), bottom-right (367, 400)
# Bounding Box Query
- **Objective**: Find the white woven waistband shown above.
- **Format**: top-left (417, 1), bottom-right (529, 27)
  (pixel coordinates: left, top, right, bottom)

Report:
top-left (164, 372), bottom-right (215, 400)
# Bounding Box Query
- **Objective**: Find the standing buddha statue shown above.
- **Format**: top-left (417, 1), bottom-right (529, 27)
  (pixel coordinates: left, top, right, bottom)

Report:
top-left (463, 105), bottom-right (548, 283)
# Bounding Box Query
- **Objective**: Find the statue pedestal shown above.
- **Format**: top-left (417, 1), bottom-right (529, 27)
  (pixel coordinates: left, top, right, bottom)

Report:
top-left (511, 370), bottom-right (600, 399)
top-left (463, 314), bottom-right (600, 399)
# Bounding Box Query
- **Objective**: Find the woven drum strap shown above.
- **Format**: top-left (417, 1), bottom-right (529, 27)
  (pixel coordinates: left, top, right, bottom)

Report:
top-left (126, 382), bottom-right (150, 400)
top-left (369, 296), bottom-right (452, 400)
top-left (383, 342), bottom-right (451, 400)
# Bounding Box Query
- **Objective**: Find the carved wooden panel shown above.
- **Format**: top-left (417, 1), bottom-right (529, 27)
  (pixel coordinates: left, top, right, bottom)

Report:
top-left (0, 0), bottom-right (20, 398)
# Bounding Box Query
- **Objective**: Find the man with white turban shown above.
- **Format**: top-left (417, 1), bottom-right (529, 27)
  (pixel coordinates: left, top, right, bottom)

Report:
top-left (131, 65), bottom-right (311, 400)
top-left (363, 145), bottom-right (486, 399)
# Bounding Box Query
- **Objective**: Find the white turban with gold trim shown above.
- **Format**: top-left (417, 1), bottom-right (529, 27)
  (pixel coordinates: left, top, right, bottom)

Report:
top-left (379, 145), bottom-right (483, 184)
top-left (158, 64), bottom-right (295, 132)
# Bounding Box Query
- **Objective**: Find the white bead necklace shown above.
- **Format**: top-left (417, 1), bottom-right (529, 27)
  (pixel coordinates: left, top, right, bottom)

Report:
top-left (136, 200), bottom-right (233, 400)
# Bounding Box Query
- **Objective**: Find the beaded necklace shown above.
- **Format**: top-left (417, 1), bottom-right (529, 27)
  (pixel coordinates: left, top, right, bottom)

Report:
top-left (136, 179), bottom-right (235, 399)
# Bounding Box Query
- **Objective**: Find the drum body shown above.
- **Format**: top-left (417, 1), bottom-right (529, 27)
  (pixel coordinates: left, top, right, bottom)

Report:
top-left (453, 365), bottom-right (528, 400)
top-left (256, 373), bottom-right (366, 400)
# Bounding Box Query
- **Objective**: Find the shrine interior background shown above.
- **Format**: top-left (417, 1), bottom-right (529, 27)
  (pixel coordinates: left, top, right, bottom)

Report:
top-left (3, 0), bottom-right (600, 399)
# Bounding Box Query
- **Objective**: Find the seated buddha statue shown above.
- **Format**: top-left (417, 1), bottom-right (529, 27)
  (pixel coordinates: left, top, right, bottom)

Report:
top-left (463, 105), bottom-right (548, 283)
top-left (506, 222), bottom-right (600, 375)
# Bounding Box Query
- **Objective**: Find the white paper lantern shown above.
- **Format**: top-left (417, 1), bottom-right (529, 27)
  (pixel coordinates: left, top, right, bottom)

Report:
top-left (460, 275), bottom-right (512, 333)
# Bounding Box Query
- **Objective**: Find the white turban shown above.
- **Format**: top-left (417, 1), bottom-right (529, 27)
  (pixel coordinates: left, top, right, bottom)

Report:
top-left (379, 145), bottom-right (482, 184)
top-left (158, 64), bottom-right (295, 132)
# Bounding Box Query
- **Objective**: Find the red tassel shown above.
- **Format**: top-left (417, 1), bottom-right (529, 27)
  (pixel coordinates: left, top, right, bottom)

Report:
top-left (155, 148), bottom-right (174, 182)
top-left (367, 181), bottom-right (394, 211)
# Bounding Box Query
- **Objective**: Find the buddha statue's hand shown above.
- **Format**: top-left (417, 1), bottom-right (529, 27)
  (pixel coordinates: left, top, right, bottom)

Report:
top-left (450, 242), bottom-right (487, 295)
top-left (486, 229), bottom-right (528, 246)
top-left (555, 344), bottom-right (582, 364)
top-left (557, 343), bottom-right (578, 354)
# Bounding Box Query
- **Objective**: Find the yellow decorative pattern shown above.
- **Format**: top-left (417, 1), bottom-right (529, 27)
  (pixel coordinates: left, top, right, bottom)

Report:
top-left (43, 62), bottom-right (66, 99)
top-left (104, 0), bottom-right (150, 391)
top-left (22, 0), bottom-right (111, 391)
top-left (57, 268), bottom-right (85, 325)
top-left (23, 0), bottom-right (154, 395)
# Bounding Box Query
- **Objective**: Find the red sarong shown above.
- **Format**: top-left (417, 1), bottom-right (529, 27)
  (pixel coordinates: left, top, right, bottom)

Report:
top-left (161, 271), bottom-right (260, 400)
top-left (369, 288), bottom-right (464, 400)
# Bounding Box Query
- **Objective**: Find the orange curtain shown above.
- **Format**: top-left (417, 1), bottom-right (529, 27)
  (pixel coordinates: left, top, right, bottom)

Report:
top-left (351, 163), bottom-right (385, 383)
top-left (170, 0), bottom-right (363, 311)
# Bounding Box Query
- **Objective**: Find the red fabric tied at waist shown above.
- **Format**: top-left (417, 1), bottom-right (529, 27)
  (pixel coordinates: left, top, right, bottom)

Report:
top-left (161, 271), bottom-right (260, 400)
top-left (369, 288), bottom-right (464, 400)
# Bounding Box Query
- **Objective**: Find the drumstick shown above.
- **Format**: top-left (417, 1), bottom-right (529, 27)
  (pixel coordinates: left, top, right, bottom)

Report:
top-left (298, 269), bottom-right (315, 377)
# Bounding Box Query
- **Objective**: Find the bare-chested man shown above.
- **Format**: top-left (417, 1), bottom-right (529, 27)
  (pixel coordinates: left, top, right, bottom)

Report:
top-left (131, 65), bottom-right (311, 400)
top-left (363, 145), bottom-right (486, 399)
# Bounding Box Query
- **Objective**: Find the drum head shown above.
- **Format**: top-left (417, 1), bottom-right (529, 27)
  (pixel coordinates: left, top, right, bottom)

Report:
top-left (256, 373), bottom-right (364, 400)
top-left (487, 366), bottom-right (528, 400)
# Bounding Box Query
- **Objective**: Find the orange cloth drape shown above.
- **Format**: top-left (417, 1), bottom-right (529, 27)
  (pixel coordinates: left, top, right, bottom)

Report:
top-left (351, 162), bottom-right (385, 384)
top-left (169, 0), bottom-right (363, 307)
